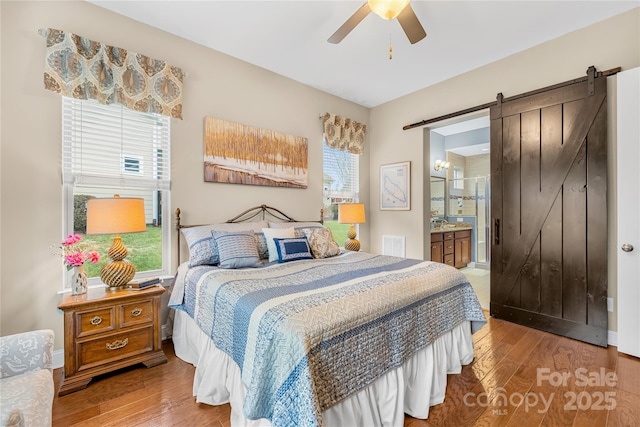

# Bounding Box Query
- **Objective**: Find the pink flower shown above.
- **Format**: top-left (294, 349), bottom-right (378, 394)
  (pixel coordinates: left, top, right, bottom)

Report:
top-left (87, 251), bottom-right (100, 264)
top-left (53, 235), bottom-right (100, 269)
top-left (62, 234), bottom-right (81, 246)
top-left (65, 252), bottom-right (86, 267)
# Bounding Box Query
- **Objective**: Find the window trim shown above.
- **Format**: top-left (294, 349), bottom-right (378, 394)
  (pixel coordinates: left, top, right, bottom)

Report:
top-left (61, 98), bottom-right (172, 289)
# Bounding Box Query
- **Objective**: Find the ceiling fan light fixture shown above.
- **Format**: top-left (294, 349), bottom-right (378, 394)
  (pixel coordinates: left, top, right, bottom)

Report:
top-left (367, 0), bottom-right (410, 20)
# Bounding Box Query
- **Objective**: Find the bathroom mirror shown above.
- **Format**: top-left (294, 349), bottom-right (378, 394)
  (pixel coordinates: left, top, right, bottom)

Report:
top-left (430, 177), bottom-right (446, 220)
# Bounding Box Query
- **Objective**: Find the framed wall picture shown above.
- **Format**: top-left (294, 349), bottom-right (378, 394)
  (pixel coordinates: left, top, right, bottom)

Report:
top-left (203, 117), bottom-right (308, 188)
top-left (380, 161), bottom-right (411, 210)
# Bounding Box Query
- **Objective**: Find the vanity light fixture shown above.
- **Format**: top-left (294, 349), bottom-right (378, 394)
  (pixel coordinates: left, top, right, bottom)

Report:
top-left (434, 160), bottom-right (450, 172)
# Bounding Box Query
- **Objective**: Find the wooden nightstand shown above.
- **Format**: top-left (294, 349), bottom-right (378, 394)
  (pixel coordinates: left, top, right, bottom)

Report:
top-left (57, 285), bottom-right (168, 396)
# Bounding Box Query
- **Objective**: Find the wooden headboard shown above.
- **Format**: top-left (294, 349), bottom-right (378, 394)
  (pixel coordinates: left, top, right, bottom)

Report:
top-left (175, 204), bottom-right (324, 264)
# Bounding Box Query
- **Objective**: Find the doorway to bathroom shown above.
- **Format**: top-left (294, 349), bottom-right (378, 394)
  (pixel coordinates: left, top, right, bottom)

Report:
top-left (427, 113), bottom-right (490, 309)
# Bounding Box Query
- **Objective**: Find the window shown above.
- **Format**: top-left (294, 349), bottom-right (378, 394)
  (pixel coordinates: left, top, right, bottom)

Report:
top-left (62, 98), bottom-right (171, 287)
top-left (453, 166), bottom-right (465, 190)
top-left (322, 142), bottom-right (359, 245)
top-left (122, 155), bottom-right (143, 175)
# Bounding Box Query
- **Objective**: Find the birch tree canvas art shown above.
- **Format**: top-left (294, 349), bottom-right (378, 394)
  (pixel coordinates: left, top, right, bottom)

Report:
top-left (204, 117), bottom-right (308, 188)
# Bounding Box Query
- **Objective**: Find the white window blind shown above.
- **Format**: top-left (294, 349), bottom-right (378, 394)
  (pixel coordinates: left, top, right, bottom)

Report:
top-left (323, 142), bottom-right (359, 202)
top-left (62, 98), bottom-right (170, 190)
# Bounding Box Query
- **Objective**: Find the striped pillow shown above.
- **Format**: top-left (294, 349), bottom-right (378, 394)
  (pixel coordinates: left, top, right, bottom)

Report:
top-left (181, 221), bottom-right (268, 267)
top-left (273, 237), bottom-right (313, 263)
top-left (211, 230), bottom-right (260, 269)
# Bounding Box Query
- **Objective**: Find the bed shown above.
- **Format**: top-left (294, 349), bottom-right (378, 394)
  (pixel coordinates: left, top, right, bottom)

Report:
top-left (168, 205), bottom-right (486, 427)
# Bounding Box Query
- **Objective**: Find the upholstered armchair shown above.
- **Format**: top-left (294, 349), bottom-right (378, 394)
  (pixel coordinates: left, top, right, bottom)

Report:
top-left (0, 329), bottom-right (55, 427)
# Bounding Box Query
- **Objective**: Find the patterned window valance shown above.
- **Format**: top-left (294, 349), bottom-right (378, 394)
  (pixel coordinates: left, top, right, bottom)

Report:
top-left (41, 28), bottom-right (184, 120)
top-left (322, 113), bottom-right (366, 155)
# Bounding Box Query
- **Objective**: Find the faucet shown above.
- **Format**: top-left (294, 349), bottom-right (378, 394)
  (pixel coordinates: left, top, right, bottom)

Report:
top-left (433, 218), bottom-right (448, 229)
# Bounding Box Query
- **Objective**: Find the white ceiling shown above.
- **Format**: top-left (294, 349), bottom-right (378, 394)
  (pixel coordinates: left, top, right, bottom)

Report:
top-left (447, 142), bottom-right (490, 157)
top-left (88, 1), bottom-right (637, 108)
top-left (433, 116), bottom-right (490, 156)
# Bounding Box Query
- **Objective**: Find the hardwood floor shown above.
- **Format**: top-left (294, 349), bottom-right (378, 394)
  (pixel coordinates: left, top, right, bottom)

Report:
top-left (52, 314), bottom-right (640, 426)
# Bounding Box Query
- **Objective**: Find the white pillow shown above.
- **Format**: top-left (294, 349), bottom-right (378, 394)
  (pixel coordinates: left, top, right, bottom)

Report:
top-left (268, 221), bottom-right (324, 238)
top-left (262, 227), bottom-right (296, 262)
top-left (268, 221), bottom-right (324, 229)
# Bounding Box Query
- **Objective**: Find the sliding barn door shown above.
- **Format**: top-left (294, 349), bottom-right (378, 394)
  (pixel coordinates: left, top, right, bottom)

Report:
top-left (490, 67), bottom-right (608, 347)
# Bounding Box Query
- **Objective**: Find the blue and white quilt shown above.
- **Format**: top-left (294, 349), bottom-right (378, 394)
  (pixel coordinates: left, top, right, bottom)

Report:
top-left (169, 251), bottom-right (486, 427)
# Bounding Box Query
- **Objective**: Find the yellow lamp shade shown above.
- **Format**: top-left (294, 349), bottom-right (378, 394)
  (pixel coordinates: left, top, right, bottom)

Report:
top-left (338, 203), bottom-right (366, 225)
top-left (368, 0), bottom-right (410, 20)
top-left (86, 196), bottom-right (146, 235)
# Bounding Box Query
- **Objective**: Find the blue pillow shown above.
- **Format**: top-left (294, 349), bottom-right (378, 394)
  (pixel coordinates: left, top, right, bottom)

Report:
top-left (273, 237), bottom-right (313, 263)
top-left (211, 230), bottom-right (260, 269)
top-left (181, 225), bottom-right (219, 267)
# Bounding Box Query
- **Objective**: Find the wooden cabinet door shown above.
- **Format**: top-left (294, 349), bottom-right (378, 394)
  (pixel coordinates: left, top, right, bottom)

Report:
top-left (455, 237), bottom-right (471, 268)
top-left (431, 241), bottom-right (443, 263)
top-left (490, 67), bottom-right (608, 347)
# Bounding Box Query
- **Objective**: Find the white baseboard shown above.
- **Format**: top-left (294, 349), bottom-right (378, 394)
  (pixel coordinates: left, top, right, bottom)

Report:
top-left (608, 330), bottom-right (618, 347)
top-left (53, 349), bottom-right (64, 369)
top-left (162, 324), bottom-right (170, 341)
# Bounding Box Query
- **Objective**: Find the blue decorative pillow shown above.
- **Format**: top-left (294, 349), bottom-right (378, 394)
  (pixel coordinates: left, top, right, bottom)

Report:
top-left (181, 225), bottom-right (219, 267)
top-left (181, 221), bottom-right (268, 267)
top-left (262, 227), bottom-right (296, 262)
top-left (273, 237), bottom-right (313, 263)
top-left (211, 230), bottom-right (260, 269)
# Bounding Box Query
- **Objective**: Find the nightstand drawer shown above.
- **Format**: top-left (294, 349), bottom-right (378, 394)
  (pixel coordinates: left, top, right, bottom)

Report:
top-left (120, 299), bottom-right (154, 328)
top-left (77, 327), bottom-right (154, 371)
top-left (77, 307), bottom-right (115, 338)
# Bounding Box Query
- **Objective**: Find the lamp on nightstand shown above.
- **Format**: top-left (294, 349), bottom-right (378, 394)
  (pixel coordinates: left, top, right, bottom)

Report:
top-left (338, 203), bottom-right (366, 251)
top-left (86, 195), bottom-right (146, 290)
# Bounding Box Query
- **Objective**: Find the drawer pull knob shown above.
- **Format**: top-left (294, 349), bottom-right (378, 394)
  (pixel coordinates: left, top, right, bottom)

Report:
top-left (106, 338), bottom-right (128, 351)
top-left (90, 316), bottom-right (103, 326)
top-left (131, 308), bottom-right (143, 317)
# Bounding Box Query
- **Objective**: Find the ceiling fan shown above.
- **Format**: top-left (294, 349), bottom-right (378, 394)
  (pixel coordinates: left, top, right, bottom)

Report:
top-left (328, 0), bottom-right (427, 45)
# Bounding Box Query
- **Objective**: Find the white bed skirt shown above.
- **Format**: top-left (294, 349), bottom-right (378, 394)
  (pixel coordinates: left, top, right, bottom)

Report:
top-left (172, 309), bottom-right (475, 427)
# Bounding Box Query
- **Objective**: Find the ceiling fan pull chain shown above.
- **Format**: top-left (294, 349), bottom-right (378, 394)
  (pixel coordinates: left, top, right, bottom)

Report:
top-left (389, 33), bottom-right (393, 60)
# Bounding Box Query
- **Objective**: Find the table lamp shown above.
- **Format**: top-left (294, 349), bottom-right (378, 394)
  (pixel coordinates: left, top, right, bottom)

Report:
top-left (86, 195), bottom-right (146, 290)
top-left (338, 203), bottom-right (366, 251)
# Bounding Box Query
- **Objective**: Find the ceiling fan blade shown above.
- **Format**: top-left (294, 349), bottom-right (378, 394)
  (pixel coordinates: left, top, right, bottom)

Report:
top-left (328, 3), bottom-right (371, 44)
top-left (397, 4), bottom-right (426, 44)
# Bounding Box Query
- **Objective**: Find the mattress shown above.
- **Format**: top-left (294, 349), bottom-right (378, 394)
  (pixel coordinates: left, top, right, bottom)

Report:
top-left (168, 251), bottom-right (486, 426)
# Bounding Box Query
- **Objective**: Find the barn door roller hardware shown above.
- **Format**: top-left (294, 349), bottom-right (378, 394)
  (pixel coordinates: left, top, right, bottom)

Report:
top-left (402, 66), bottom-right (621, 131)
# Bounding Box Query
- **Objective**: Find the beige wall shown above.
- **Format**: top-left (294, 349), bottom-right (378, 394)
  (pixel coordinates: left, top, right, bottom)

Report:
top-left (368, 8), bottom-right (640, 332)
top-left (0, 1), bottom-right (369, 349)
top-left (1, 1), bottom-right (637, 350)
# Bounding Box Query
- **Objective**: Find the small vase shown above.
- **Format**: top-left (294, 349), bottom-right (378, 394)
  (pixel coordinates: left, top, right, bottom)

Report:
top-left (72, 265), bottom-right (88, 296)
